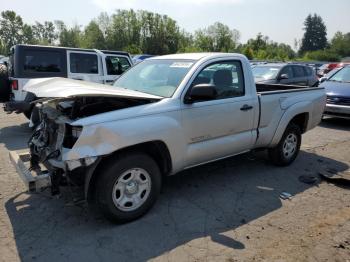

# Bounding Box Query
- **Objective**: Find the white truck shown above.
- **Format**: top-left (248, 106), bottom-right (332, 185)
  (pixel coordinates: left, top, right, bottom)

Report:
top-left (10, 53), bottom-right (326, 223)
top-left (3, 44), bottom-right (133, 121)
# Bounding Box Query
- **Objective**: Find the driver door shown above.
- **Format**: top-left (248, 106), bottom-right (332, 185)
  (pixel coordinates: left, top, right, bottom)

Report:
top-left (181, 60), bottom-right (256, 168)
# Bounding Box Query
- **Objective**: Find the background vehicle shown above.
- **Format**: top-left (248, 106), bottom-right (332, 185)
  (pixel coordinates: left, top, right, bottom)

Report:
top-left (11, 53), bottom-right (326, 223)
top-left (252, 63), bottom-right (318, 86)
top-left (4, 44), bottom-right (133, 118)
top-left (320, 65), bottom-right (350, 119)
top-left (132, 54), bottom-right (155, 64)
top-left (0, 62), bottom-right (10, 102)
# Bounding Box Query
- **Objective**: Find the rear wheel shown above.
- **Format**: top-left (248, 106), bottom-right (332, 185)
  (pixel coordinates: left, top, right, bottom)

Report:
top-left (268, 123), bottom-right (301, 166)
top-left (96, 153), bottom-right (162, 223)
top-left (0, 64), bottom-right (10, 102)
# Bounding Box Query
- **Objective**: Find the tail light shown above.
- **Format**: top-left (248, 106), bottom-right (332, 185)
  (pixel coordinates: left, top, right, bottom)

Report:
top-left (11, 80), bottom-right (18, 90)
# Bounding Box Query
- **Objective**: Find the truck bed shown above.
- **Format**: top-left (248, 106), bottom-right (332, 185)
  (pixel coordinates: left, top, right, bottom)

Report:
top-left (256, 83), bottom-right (317, 93)
top-left (254, 84), bottom-right (326, 148)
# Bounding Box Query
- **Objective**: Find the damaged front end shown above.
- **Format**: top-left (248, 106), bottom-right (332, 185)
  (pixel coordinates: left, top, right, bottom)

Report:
top-left (25, 95), bottom-right (153, 196)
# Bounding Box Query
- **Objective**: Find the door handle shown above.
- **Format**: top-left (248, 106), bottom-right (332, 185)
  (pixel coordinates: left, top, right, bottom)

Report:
top-left (240, 104), bottom-right (253, 111)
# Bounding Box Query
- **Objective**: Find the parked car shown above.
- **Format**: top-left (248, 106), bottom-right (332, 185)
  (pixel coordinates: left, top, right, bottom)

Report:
top-left (320, 65), bottom-right (350, 119)
top-left (318, 62), bottom-right (350, 77)
top-left (132, 54), bottom-right (155, 64)
top-left (10, 53), bottom-right (326, 223)
top-left (252, 63), bottom-right (318, 87)
top-left (3, 44), bottom-right (133, 120)
top-left (0, 62), bottom-right (10, 102)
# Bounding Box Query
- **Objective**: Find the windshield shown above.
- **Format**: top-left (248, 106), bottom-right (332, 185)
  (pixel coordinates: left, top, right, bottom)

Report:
top-left (252, 66), bottom-right (280, 80)
top-left (113, 59), bottom-right (195, 97)
top-left (328, 66), bottom-right (350, 83)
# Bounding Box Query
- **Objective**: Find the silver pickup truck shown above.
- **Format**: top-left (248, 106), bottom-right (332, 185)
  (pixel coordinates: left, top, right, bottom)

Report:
top-left (10, 53), bottom-right (326, 223)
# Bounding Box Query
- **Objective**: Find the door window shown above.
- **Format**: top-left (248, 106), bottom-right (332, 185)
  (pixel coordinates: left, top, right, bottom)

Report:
top-left (105, 56), bottom-right (131, 75)
top-left (279, 66), bottom-right (293, 78)
top-left (69, 53), bottom-right (98, 74)
top-left (292, 66), bottom-right (305, 77)
top-left (191, 61), bottom-right (245, 100)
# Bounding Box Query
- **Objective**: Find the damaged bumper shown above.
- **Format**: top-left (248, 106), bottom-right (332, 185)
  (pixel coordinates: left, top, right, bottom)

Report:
top-left (9, 151), bottom-right (51, 192)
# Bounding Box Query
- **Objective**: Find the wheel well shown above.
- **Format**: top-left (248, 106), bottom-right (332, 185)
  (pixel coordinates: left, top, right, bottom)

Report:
top-left (86, 141), bottom-right (172, 202)
top-left (290, 113), bottom-right (309, 133)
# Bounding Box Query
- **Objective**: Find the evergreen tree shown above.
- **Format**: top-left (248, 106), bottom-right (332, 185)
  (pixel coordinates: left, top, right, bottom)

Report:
top-left (299, 14), bottom-right (327, 54)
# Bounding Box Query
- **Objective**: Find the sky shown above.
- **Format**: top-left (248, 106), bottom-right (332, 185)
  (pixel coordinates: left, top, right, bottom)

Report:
top-left (1, 0), bottom-right (350, 48)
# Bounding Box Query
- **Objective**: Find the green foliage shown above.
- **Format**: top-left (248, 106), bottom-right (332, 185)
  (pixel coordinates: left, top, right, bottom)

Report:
top-left (81, 21), bottom-right (106, 49)
top-left (239, 33), bottom-right (296, 61)
top-left (32, 21), bottom-right (57, 45)
top-left (194, 22), bottom-right (240, 52)
top-left (0, 10), bottom-right (25, 53)
top-left (302, 50), bottom-right (340, 62)
top-left (299, 14), bottom-right (327, 54)
top-left (330, 32), bottom-right (350, 57)
top-left (0, 9), bottom-right (347, 63)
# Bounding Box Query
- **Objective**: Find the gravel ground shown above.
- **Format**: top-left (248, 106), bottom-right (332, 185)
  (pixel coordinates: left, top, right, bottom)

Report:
top-left (0, 109), bottom-right (349, 262)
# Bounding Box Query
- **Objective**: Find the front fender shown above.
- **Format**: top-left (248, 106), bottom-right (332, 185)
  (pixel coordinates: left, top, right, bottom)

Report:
top-left (62, 110), bottom-right (185, 170)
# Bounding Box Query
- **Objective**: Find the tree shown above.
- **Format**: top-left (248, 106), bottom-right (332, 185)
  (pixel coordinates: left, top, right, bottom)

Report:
top-left (194, 22), bottom-right (240, 52)
top-left (330, 31), bottom-right (350, 58)
top-left (299, 14), bottom-right (327, 54)
top-left (0, 11), bottom-right (24, 53)
top-left (58, 24), bottom-right (82, 48)
top-left (32, 21), bottom-right (57, 45)
top-left (81, 21), bottom-right (106, 49)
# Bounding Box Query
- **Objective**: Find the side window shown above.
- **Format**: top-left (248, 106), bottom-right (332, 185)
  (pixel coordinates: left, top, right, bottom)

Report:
top-left (191, 61), bottom-right (245, 100)
top-left (280, 66), bottom-right (293, 78)
top-left (105, 56), bottom-right (131, 75)
top-left (304, 66), bottom-right (313, 76)
top-left (293, 66), bottom-right (305, 77)
top-left (24, 50), bottom-right (62, 73)
top-left (69, 53), bottom-right (98, 74)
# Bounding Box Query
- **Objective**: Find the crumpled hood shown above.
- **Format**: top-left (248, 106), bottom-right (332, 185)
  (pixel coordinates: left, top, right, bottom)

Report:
top-left (23, 77), bottom-right (163, 100)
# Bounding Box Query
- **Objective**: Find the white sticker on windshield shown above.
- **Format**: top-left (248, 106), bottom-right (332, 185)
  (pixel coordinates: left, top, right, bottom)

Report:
top-left (170, 62), bottom-right (193, 68)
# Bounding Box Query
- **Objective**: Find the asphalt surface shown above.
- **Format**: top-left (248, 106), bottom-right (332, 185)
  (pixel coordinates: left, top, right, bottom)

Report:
top-left (0, 109), bottom-right (349, 262)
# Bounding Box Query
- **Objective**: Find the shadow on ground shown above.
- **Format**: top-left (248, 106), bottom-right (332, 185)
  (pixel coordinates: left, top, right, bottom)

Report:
top-left (320, 117), bottom-right (350, 131)
top-left (5, 148), bottom-right (348, 261)
top-left (0, 122), bottom-right (32, 151)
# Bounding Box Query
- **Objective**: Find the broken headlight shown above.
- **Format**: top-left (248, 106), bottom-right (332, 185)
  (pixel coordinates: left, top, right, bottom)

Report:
top-left (63, 125), bottom-right (83, 148)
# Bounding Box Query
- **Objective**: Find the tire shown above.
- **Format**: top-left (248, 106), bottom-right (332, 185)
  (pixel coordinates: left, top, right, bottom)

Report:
top-left (268, 123), bottom-right (301, 166)
top-left (0, 64), bottom-right (10, 102)
top-left (96, 153), bottom-right (162, 223)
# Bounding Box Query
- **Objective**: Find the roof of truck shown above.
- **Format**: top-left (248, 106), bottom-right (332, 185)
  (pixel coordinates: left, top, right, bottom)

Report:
top-left (151, 52), bottom-right (246, 61)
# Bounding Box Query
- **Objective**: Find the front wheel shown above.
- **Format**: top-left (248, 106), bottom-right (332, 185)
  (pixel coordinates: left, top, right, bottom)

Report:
top-left (96, 153), bottom-right (162, 223)
top-left (268, 123), bottom-right (301, 166)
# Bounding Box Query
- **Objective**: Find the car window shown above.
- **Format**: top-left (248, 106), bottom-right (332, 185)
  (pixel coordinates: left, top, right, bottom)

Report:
top-left (113, 59), bottom-right (194, 98)
top-left (23, 49), bottom-right (63, 73)
top-left (328, 66), bottom-right (350, 82)
top-left (293, 66), bottom-right (305, 77)
top-left (252, 66), bottom-right (280, 80)
top-left (69, 53), bottom-right (98, 74)
top-left (191, 61), bottom-right (245, 101)
top-left (279, 66), bottom-right (293, 78)
top-left (105, 56), bottom-right (131, 75)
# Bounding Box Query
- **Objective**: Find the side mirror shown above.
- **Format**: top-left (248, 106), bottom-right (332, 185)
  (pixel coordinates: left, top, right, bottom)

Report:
top-left (279, 73), bottom-right (289, 80)
top-left (184, 84), bottom-right (217, 104)
top-left (319, 76), bottom-right (328, 83)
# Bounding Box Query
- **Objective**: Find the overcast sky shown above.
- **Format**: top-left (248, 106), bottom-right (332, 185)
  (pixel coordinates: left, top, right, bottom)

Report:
top-left (2, 0), bottom-right (350, 48)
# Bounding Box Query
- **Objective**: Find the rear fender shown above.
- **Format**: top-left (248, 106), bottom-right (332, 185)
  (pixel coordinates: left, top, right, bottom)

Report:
top-left (269, 101), bottom-right (312, 147)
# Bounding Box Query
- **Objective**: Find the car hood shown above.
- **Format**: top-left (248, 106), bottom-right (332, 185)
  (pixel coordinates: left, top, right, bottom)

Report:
top-left (320, 81), bottom-right (350, 97)
top-left (23, 77), bottom-right (163, 100)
